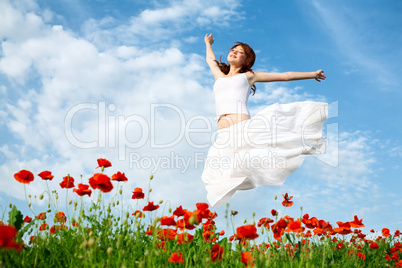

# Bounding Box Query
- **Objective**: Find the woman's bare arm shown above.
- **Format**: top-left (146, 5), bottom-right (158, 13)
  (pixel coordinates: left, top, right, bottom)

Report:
top-left (250, 70), bottom-right (326, 84)
top-left (205, 34), bottom-right (224, 80)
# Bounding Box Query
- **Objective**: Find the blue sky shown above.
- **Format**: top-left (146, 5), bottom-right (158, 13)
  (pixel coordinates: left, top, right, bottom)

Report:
top-left (1, 0), bottom-right (401, 235)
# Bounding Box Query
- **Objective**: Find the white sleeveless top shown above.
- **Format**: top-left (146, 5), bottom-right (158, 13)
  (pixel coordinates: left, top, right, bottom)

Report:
top-left (213, 73), bottom-right (252, 120)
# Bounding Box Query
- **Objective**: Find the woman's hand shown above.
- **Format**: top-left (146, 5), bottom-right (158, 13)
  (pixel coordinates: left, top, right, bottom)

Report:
top-left (205, 34), bottom-right (214, 45)
top-left (314, 70), bottom-right (326, 82)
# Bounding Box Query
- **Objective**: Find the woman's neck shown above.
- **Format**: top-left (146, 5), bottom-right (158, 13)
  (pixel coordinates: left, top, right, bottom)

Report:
top-left (227, 65), bottom-right (242, 76)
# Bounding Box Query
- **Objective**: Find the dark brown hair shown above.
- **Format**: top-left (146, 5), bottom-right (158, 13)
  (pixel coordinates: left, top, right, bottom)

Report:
top-left (215, 42), bottom-right (257, 95)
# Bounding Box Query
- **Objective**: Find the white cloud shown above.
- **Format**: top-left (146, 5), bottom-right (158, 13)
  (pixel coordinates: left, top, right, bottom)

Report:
top-left (82, 0), bottom-right (242, 48)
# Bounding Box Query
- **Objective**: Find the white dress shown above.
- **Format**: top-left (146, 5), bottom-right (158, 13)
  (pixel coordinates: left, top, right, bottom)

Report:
top-left (201, 74), bottom-right (328, 207)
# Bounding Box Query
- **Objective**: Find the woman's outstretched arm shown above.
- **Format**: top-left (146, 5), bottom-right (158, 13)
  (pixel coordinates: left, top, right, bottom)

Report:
top-left (250, 70), bottom-right (326, 84)
top-left (205, 34), bottom-right (224, 79)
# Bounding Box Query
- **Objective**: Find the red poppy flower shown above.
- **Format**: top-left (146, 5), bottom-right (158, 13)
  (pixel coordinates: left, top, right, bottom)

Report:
top-left (257, 217), bottom-right (274, 228)
top-left (395, 230), bottom-right (401, 237)
top-left (271, 218), bottom-right (287, 241)
top-left (349, 215), bottom-right (365, 228)
top-left (73, 183), bottom-right (92, 197)
top-left (96, 158), bottom-right (111, 169)
top-left (333, 221), bottom-right (352, 235)
top-left (176, 216), bottom-right (196, 231)
top-left (358, 252), bottom-right (366, 260)
top-left (282, 193), bottom-right (294, 207)
top-left (37, 212), bottom-right (46, 220)
top-left (131, 187), bottom-right (145, 199)
top-left (382, 228), bottom-right (391, 237)
top-left (203, 219), bottom-right (216, 232)
top-left (38, 170), bottom-right (54, 180)
top-left (89, 173), bottom-right (113, 193)
top-left (132, 210), bottom-right (143, 218)
top-left (142, 201), bottom-right (159, 211)
top-left (14, 170), bottom-right (34, 184)
top-left (168, 252), bottom-right (184, 263)
top-left (240, 251), bottom-right (253, 267)
top-left (196, 203), bottom-right (212, 219)
top-left (203, 230), bottom-right (217, 243)
top-left (0, 225), bottom-right (22, 251)
top-left (336, 242), bottom-right (345, 249)
top-left (177, 233), bottom-right (194, 244)
top-left (173, 206), bottom-right (186, 217)
top-left (211, 244), bottom-right (224, 262)
top-left (271, 209), bottom-right (278, 216)
top-left (39, 223), bottom-right (49, 231)
top-left (236, 224), bottom-right (259, 240)
top-left (160, 216), bottom-right (176, 226)
top-left (54, 212), bottom-right (66, 223)
top-left (24, 216), bottom-right (32, 223)
top-left (369, 242), bottom-right (379, 249)
top-left (111, 172), bottom-right (128, 182)
top-left (59, 175), bottom-right (75, 189)
top-left (302, 214), bottom-right (319, 229)
top-left (286, 220), bottom-right (305, 233)
top-left (158, 228), bottom-right (177, 241)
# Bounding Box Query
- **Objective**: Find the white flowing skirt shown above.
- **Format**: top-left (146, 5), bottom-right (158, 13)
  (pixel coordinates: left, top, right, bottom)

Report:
top-left (202, 101), bottom-right (328, 207)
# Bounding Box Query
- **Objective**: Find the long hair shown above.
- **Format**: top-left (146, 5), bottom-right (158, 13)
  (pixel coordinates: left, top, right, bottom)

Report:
top-left (215, 42), bottom-right (257, 95)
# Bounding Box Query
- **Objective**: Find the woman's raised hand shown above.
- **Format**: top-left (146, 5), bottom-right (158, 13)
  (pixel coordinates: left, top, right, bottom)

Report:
top-left (315, 70), bottom-right (326, 82)
top-left (205, 34), bottom-right (214, 45)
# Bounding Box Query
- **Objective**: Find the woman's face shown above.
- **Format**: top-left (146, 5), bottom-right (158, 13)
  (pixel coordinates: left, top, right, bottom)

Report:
top-left (227, 45), bottom-right (247, 67)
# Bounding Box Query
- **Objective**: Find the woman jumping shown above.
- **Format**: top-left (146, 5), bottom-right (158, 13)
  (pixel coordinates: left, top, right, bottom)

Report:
top-left (201, 34), bottom-right (328, 207)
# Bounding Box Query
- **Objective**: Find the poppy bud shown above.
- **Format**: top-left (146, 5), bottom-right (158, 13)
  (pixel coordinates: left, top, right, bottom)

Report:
top-left (252, 212), bottom-right (255, 217)
top-left (39, 194), bottom-right (44, 200)
top-left (116, 201), bottom-right (119, 205)
top-left (88, 238), bottom-right (95, 247)
top-left (117, 217), bottom-right (120, 221)
top-left (168, 208), bottom-right (172, 213)
top-left (126, 212), bottom-right (129, 218)
top-left (9, 203), bottom-right (12, 208)
top-left (150, 175), bottom-right (154, 180)
top-left (69, 200), bottom-right (72, 205)
top-left (48, 204), bottom-right (50, 208)
top-left (28, 202), bottom-right (32, 207)
top-left (55, 195), bottom-right (58, 200)
top-left (107, 247), bottom-right (113, 255)
top-left (123, 220), bottom-right (127, 225)
top-left (274, 195), bottom-right (277, 200)
top-left (28, 194), bottom-right (31, 198)
top-left (189, 216), bottom-right (195, 225)
top-left (47, 209), bottom-right (51, 213)
top-left (231, 210), bottom-right (238, 216)
top-left (89, 231), bottom-right (93, 237)
top-left (89, 207), bottom-right (92, 212)
top-left (159, 200), bottom-right (163, 204)
top-left (149, 188), bottom-right (152, 193)
top-left (119, 189), bottom-right (122, 195)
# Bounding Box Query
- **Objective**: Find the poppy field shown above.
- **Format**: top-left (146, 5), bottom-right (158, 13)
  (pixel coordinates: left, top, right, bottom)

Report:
top-left (1, 158), bottom-right (402, 267)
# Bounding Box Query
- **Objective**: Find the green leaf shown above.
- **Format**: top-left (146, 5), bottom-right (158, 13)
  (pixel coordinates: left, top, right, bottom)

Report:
top-left (8, 205), bottom-right (24, 231)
